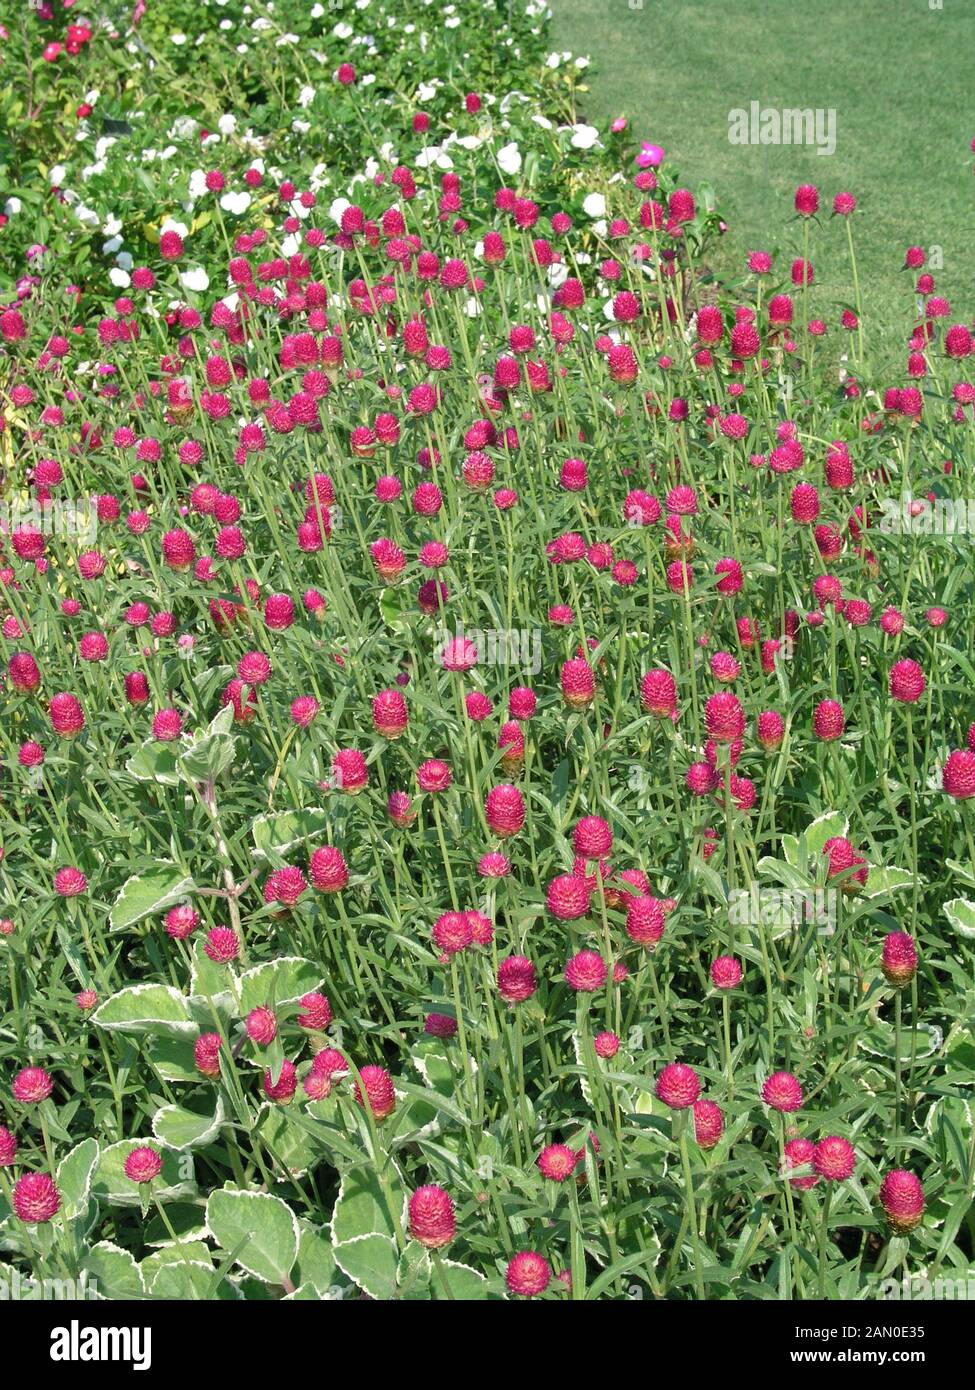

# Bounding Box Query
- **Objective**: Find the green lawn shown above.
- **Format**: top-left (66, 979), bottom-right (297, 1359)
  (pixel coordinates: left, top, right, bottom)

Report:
top-left (552, 0), bottom-right (975, 336)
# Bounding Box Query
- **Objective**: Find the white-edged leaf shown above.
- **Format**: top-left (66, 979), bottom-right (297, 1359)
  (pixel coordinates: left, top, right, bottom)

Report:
top-left (206, 1188), bottom-right (299, 1286)
top-left (110, 863), bottom-right (195, 932)
top-left (944, 898), bottom-right (975, 940)
top-left (92, 984), bottom-right (195, 1039)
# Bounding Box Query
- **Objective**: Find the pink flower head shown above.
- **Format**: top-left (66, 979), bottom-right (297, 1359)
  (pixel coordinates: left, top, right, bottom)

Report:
top-left (354, 1064), bottom-right (396, 1119)
top-left (693, 1099), bottom-right (724, 1149)
top-left (13, 1173), bottom-right (61, 1224)
top-left (943, 749), bottom-right (975, 799)
top-left (572, 815), bottom-right (612, 859)
top-left (124, 1145), bottom-right (163, 1184)
top-left (54, 866), bottom-right (87, 897)
top-left (506, 1251), bottom-right (552, 1297)
top-left (813, 699), bottom-right (845, 741)
top-left (547, 874), bottom-right (591, 921)
top-left (564, 950), bottom-right (607, 993)
top-left (12, 1066), bottom-right (53, 1104)
top-left (204, 926), bottom-right (240, 963)
top-left (417, 758), bottom-right (451, 793)
top-left (761, 1071), bottom-right (803, 1112)
top-left (625, 894), bottom-right (665, 946)
top-left (263, 1059), bottom-right (297, 1104)
top-left (710, 956), bottom-right (742, 989)
top-left (882, 931), bottom-right (918, 988)
top-left (497, 955), bottom-right (537, 1003)
top-left (879, 1170), bottom-right (925, 1233)
top-left (537, 1143), bottom-right (577, 1182)
top-left (408, 1185), bottom-right (456, 1248)
top-left (783, 1137), bottom-right (819, 1190)
top-left (485, 784), bottom-right (526, 837)
top-left (813, 1135), bottom-right (855, 1182)
top-left (656, 1062), bottom-right (701, 1110)
top-left (889, 659), bottom-right (926, 704)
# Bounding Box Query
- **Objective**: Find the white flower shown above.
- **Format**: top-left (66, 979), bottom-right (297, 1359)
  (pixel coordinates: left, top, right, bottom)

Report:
top-left (50, 165), bottom-right (67, 186)
top-left (546, 53), bottom-right (560, 68)
top-left (582, 192), bottom-right (606, 218)
top-left (160, 217), bottom-right (189, 238)
top-left (218, 114), bottom-right (237, 135)
top-left (496, 143), bottom-right (522, 175)
top-left (109, 268), bottom-right (131, 288)
top-left (4, 197), bottom-right (22, 216)
top-left (171, 32), bottom-right (187, 45)
top-left (180, 267), bottom-right (210, 292)
top-left (330, 196), bottom-right (351, 224)
top-left (415, 146), bottom-right (453, 170)
top-left (103, 214), bottom-right (123, 237)
top-left (570, 124), bottom-right (600, 150)
top-left (280, 233), bottom-right (301, 256)
top-left (575, 56), bottom-right (590, 69)
top-left (220, 192), bottom-right (252, 215)
top-left (103, 236), bottom-right (123, 255)
top-left (298, 85), bottom-right (316, 108)
top-left (189, 169), bottom-right (209, 200)
top-left (333, 22), bottom-right (354, 38)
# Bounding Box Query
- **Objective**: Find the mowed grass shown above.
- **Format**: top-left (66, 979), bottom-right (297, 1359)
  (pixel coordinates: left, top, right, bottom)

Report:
top-left (552, 0), bottom-right (975, 339)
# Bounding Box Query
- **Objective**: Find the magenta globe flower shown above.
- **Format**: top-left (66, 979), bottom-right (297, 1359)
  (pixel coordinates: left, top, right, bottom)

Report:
top-left (636, 142), bottom-right (664, 168)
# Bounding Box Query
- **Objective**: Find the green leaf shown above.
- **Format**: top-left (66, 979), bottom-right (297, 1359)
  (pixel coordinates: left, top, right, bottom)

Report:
top-left (436, 1258), bottom-right (491, 1299)
top-left (149, 1036), bottom-right (201, 1083)
top-left (252, 807), bottom-right (330, 860)
top-left (110, 864), bottom-right (196, 932)
top-left (255, 1103), bottom-right (320, 1177)
top-left (863, 865), bottom-right (914, 898)
top-left (149, 1260), bottom-right (237, 1299)
top-left (152, 1096), bottom-right (226, 1151)
top-left (802, 811), bottom-right (848, 859)
top-left (332, 1230), bottom-right (399, 1299)
top-left (944, 898), bottom-right (975, 940)
top-left (179, 731), bottom-right (236, 782)
top-left (126, 739), bottom-right (181, 786)
top-left (238, 957), bottom-right (322, 1016)
top-left (83, 1242), bottom-right (146, 1299)
top-left (206, 1188), bottom-right (300, 1286)
top-left (295, 1224), bottom-right (343, 1297)
top-left (56, 1138), bottom-right (99, 1221)
top-left (92, 984), bottom-right (195, 1039)
top-left (331, 1164), bottom-right (406, 1299)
